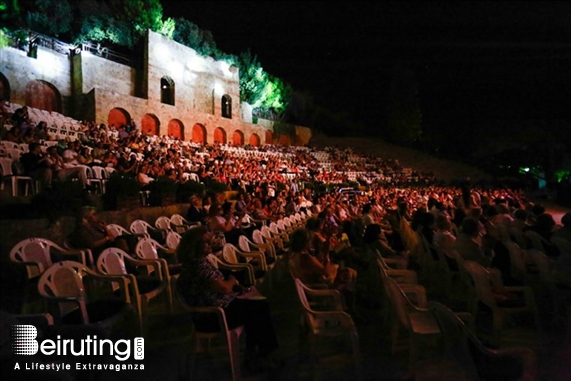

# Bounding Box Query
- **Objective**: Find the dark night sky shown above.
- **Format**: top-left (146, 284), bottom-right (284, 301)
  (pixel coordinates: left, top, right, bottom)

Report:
top-left (161, 1), bottom-right (571, 133)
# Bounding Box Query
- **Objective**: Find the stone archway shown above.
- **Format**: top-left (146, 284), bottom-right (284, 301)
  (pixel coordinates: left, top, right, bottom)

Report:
top-left (232, 130), bottom-right (244, 146)
top-left (192, 123), bottom-right (207, 144)
top-left (25, 80), bottom-right (61, 112)
top-left (213, 127), bottom-right (227, 144)
top-left (161, 76), bottom-right (175, 105)
top-left (265, 130), bottom-right (273, 145)
top-left (221, 94), bottom-right (232, 119)
top-left (168, 119), bottom-right (184, 140)
top-left (142, 113), bottom-right (160, 136)
top-left (249, 133), bottom-right (260, 146)
top-left (108, 108), bottom-right (131, 129)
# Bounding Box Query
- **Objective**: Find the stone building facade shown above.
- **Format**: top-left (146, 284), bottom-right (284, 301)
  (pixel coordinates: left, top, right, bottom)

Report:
top-left (0, 30), bottom-right (311, 146)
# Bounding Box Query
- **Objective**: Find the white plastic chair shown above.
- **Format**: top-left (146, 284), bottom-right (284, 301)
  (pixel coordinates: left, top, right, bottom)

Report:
top-left (0, 157), bottom-right (35, 197)
top-left (155, 216), bottom-right (174, 234)
top-left (130, 219), bottom-right (165, 241)
top-left (170, 213), bottom-right (194, 233)
top-left (38, 260), bottom-right (135, 338)
top-left (10, 237), bottom-right (93, 314)
top-left (222, 243), bottom-right (267, 287)
top-left (294, 278), bottom-right (362, 381)
top-left (97, 247), bottom-right (173, 334)
top-left (176, 291), bottom-right (244, 381)
top-left (165, 231), bottom-right (182, 251)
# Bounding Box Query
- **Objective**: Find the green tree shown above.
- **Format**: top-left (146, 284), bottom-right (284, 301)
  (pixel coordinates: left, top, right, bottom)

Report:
top-left (1, 0), bottom-right (21, 25)
top-left (234, 50), bottom-right (291, 118)
top-left (26, 0), bottom-right (72, 37)
top-left (171, 17), bottom-right (218, 57)
top-left (73, 0), bottom-right (132, 46)
top-left (236, 50), bottom-right (266, 106)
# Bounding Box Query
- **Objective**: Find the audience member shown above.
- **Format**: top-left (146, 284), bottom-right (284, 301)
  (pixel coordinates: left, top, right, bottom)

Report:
top-left (176, 226), bottom-right (281, 373)
top-left (19, 141), bottom-right (52, 192)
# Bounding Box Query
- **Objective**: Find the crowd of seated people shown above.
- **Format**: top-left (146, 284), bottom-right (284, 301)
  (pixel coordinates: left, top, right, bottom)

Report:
top-left (3, 105), bottom-right (571, 379)
top-left (3, 107), bottom-right (569, 278)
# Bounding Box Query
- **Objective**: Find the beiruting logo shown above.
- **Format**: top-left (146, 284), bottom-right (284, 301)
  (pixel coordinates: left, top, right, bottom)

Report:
top-left (11, 325), bottom-right (144, 372)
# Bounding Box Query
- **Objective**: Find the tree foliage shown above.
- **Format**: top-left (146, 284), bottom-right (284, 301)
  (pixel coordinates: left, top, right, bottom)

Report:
top-left (26, 0), bottom-right (72, 37)
top-left (233, 50), bottom-right (291, 116)
top-left (171, 17), bottom-right (218, 57)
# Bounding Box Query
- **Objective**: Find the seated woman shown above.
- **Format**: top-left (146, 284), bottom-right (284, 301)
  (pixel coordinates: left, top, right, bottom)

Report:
top-left (289, 228), bottom-right (358, 315)
top-left (176, 226), bottom-right (280, 372)
top-left (453, 216), bottom-right (491, 267)
top-left (208, 202), bottom-right (247, 246)
top-left (362, 223), bottom-right (409, 269)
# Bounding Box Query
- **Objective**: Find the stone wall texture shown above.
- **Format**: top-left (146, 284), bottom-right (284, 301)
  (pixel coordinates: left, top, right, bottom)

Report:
top-left (1, 30), bottom-right (311, 145)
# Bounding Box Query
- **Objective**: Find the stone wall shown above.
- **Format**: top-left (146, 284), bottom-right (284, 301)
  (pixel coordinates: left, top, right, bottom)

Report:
top-left (1, 45), bottom-right (72, 110)
top-left (0, 30), bottom-right (311, 145)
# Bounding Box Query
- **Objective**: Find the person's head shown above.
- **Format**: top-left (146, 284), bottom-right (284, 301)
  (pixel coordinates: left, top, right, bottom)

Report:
top-left (496, 203), bottom-right (510, 215)
top-left (468, 207), bottom-right (482, 221)
top-left (222, 201), bottom-right (233, 215)
top-left (177, 225), bottom-right (212, 263)
top-left (215, 192), bottom-right (226, 205)
top-left (561, 212), bottom-right (571, 227)
top-left (28, 142), bottom-right (42, 154)
top-left (289, 228), bottom-right (310, 252)
top-left (532, 203), bottom-right (545, 216)
top-left (460, 216), bottom-right (480, 237)
top-left (209, 203), bottom-right (223, 218)
top-left (305, 217), bottom-right (320, 232)
top-left (535, 213), bottom-right (555, 232)
top-left (77, 206), bottom-right (98, 226)
top-left (514, 209), bottom-right (529, 222)
top-left (190, 195), bottom-right (202, 207)
top-left (362, 223), bottom-right (382, 245)
top-left (362, 203), bottom-right (372, 214)
top-left (435, 213), bottom-right (452, 231)
top-left (484, 205), bottom-right (498, 218)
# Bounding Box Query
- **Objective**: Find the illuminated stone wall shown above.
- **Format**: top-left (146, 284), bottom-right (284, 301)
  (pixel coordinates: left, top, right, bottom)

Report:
top-left (0, 45), bottom-right (72, 106)
top-left (0, 30), bottom-right (310, 145)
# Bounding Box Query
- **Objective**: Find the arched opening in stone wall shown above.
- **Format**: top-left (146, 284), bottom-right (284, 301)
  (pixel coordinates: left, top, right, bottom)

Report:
top-left (265, 130), bottom-right (273, 145)
top-left (278, 134), bottom-right (291, 146)
top-left (142, 113), bottom-right (160, 136)
top-left (192, 124), bottom-right (207, 144)
top-left (108, 108), bottom-right (131, 129)
top-left (168, 119), bottom-right (184, 140)
top-left (25, 80), bottom-right (61, 112)
top-left (213, 127), bottom-right (227, 144)
top-left (221, 94), bottom-right (232, 119)
top-left (232, 130), bottom-right (244, 146)
top-left (0, 72), bottom-right (10, 102)
top-left (249, 133), bottom-right (260, 146)
top-left (161, 76), bottom-right (175, 105)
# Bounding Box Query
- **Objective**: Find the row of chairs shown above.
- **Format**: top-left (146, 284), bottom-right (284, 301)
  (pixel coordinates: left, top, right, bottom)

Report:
top-left (10, 229), bottom-right (184, 337)
top-left (368, 240), bottom-right (540, 379)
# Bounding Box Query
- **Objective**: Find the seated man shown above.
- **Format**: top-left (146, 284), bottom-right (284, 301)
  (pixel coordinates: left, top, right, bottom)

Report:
top-left (186, 194), bottom-right (207, 225)
top-left (67, 206), bottom-right (134, 261)
top-left (19, 142), bottom-right (52, 192)
top-left (45, 146), bottom-right (88, 187)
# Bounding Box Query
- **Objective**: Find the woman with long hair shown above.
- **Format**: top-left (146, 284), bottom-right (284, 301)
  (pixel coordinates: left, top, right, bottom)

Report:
top-left (176, 226), bottom-right (280, 372)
